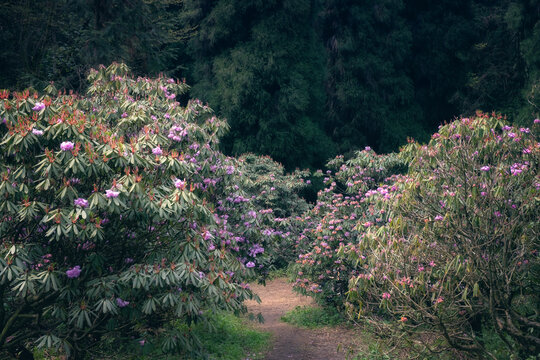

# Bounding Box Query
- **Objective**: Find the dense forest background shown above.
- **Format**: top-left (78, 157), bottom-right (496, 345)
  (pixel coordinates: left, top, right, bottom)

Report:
top-left (1, 0), bottom-right (539, 169)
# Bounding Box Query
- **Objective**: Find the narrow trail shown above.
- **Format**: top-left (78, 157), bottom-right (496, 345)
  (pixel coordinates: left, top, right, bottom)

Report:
top-left (246, 278), bottom-right (364, 360)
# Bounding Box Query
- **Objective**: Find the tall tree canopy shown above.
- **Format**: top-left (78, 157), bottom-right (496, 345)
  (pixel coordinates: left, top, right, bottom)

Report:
top-left (180, 0), bottom-right (334, 169)
top-left (0, 0), bottom-right (185, 90)
top-left (0, 0), bottom-right (538, 169)
top-left (321, 0), bottom-right (425, 154)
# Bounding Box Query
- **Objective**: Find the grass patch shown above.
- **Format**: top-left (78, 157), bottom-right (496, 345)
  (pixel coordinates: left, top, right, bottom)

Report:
top-left (192, 311), bottom-right (270, 360)
top-left (32, 311), bottom-right (270, 360)
top-left (266, 267), bottom-right (289, 280)
top-left (281, 305), bottom-right (343, 328)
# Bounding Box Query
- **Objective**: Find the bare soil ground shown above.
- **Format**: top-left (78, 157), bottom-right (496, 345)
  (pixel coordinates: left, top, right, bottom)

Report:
top-left (246, 278), bottom-right (369, 360)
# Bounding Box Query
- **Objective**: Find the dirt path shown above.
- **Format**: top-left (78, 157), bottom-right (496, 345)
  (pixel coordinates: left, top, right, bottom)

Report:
top-left (246, 278), bottom-right (364, 360)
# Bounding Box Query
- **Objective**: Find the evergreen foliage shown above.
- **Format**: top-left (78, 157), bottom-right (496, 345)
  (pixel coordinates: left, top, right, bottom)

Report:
top-left (321, 0), bottom-right (425, 153)
top-left (180, 0), bottom-right (333, 169)
top-left (0, 0), bottom-right (185, 91)
top-left (0, 0), bottom-right (539, 168)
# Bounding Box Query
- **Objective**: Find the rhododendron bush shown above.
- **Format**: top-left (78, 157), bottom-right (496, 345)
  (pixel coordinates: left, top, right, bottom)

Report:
top-left (294, 115), bottom-right (539, 358)
top-left (2, 60), bottom-right (538, 359)
top-left (292, 150), bottom-right (407, 307)
top-left (347, 115), bottom-right (539, 358)
top-left (0, 63), bottom-right (267, 358)
top-left (236, 153), bottom-right (310, 269)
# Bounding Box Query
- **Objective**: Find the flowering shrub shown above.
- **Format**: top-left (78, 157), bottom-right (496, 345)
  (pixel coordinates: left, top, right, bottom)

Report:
top-left (237, 154), bottom-right (310, 218)
top-left (292, 150), bottom-right (407, 307)
top-left (346, 114), bottom-right (539, 358)
top-left (0, 63), bottom-right (260, 358)
top-left (235, 154), bottom-right (311, 269)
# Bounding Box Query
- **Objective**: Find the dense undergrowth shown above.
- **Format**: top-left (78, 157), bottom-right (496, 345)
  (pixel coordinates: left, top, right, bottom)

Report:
top-left (1, 63), bottom-right (538, 359)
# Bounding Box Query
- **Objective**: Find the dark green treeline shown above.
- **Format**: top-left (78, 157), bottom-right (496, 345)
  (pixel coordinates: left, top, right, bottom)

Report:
top-left (1, 0), bottom-right (539, 169)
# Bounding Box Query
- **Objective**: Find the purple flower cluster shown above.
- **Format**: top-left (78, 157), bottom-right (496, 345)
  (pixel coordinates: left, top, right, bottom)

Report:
top-left (262, 228), bottom-right (275, 236)
top-left (74, 198), bottom-right (89, 208)
top-left (168, 125), bottom-right (187, 141)
top-left (32, 102), bottom-right (45, 111)
top-left (116, 298), bottom-right (130, 308)
top-left (66, 265), bottom-right (81, 278)
top-left (249, 244), bottom-right (265, 257)
top-left (510, 162), bottom-right (529, 176)
top-left (160, 85), bottom-right (176, 100)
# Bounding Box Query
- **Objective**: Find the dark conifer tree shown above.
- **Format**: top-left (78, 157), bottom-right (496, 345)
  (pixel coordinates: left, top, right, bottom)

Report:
top-left (321, 0), bottom-right (427, 153)
top-left (180, 0), bottom-right (335, 169)
top-left (0, 0), bottom-right (184, 91)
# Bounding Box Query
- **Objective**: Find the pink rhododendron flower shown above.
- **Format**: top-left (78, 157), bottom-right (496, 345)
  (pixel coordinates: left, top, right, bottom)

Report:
top-left (174, 179), bottom-right (186, 190)
top-left (152, 146), bottom-right (163, 155)
top-left (246, 261), bottom-right (255, 268)
top-left (480, 166), bottom-right (490, 171)
top-left (60, 141), bottom-right (74, 151)
top-left (105, 189), bottom-right (120, 198)
top-left (32, 128), bottom-right (43, 136)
